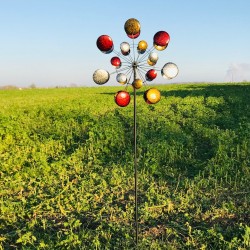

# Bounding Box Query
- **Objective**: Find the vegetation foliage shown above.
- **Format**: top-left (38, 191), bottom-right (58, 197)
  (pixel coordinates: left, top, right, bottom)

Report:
top-left (0, 83), bottom-right (249, 249)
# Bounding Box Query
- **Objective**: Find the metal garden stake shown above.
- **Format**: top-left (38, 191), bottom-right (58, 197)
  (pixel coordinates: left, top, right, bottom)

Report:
top-left (93, 18), bottom-right (179, 246)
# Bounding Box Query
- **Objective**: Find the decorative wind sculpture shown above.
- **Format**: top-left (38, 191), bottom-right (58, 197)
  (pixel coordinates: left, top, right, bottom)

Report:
top-left (93, 18), bottom-right (179, 246)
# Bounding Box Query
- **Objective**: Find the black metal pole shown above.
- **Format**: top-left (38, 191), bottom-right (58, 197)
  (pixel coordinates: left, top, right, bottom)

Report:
top-left (133, 63), bottom-right (138, 246)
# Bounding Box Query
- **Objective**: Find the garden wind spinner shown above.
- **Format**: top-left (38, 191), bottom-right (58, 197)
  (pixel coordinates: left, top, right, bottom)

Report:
top-left (93, 18), bottom-right (179, 105)
top-left (93, 18), bottom-right (179, 246)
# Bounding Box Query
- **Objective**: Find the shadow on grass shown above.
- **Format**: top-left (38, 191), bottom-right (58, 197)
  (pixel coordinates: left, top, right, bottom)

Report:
top-left (100, 83), bottom-right (250, 99)
top-left (160, 83), bottom-right (250, 99)
top-left (97, 83), bottom-right (250, 180)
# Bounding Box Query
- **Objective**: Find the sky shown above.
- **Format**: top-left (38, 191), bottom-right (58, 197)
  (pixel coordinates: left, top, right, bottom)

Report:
top-left (0, 0), bottom-right (250, 87)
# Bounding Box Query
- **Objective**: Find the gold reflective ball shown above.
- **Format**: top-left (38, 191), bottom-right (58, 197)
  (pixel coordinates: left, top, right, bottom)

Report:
top-left (137, 40), bottom-right (148, 51)
top-left (124, 18), bottom-right (140, 36)
top-left (145, 88), bottom-right (161, 104)
top-left (132, 79), bottom-right (143, 89)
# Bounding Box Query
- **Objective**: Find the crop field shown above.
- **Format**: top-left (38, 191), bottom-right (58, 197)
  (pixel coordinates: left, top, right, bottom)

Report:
top-left (0, 83), bottom-right (250, 249)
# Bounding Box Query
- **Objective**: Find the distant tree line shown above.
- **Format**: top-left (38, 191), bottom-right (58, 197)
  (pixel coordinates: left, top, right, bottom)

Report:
top-left (0, 84), bottom-right (36, 90)
top-left (0, 85), bottom-right (19, 90)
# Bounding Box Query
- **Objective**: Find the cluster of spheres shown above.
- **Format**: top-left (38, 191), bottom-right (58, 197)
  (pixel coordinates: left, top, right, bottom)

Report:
top-left (93, 18), bottom-right (179, 107)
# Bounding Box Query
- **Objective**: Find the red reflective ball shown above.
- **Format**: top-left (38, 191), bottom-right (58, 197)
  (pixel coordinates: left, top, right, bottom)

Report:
top-left (153, 31), bottom-right (170, 47)
top-left (146, 69), bottom-right (157, 81)
top-left (115, 91), bottom-right (130, 107)
top-left (96, 35), bottom-right (114, 54)
top-left (111, 57), bottom-right (121, 68)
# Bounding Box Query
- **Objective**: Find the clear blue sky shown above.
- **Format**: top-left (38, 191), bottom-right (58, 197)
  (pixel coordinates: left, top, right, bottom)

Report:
top-left (1, 0), bottom-right (250, 87)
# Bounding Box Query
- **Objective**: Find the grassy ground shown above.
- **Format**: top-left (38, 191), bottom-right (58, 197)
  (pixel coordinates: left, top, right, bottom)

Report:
top-left (0, 82), bottom-right (250, 249)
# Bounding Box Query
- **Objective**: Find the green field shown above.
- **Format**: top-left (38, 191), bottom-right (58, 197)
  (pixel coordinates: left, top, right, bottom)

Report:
top-left (0, 83), bottom-right (250, 249)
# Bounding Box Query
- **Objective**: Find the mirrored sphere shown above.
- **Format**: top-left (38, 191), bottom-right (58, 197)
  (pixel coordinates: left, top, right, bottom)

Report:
top-left (93, 69), bottom-right (110, 85)
top-left (161, 62), bottom-right (179, 79)
top-left (111, 57), bottom-right (121, 68)
top-left (132, 79), bottom-right (143, 89)
top-left (124, 18), bottom-right (141, 39)
top-left (137, 40), bottom-right (148, 54)
top-left (96, 35), bottom-right (114, 54)
top-left (153, 31), bottom-right (170, 51)
top-left (148, 52), bottom-right (158, 63)
top-left (146, 69), bottom-right (157, 81)
top-left (144, 88), bottom-right (161, 104)
top-left (116, 73), bottom-right (127, 84)
top-left (115, 91), bottom-right (130, 107)
top-left (120, 42), bottom-right (130, 55)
